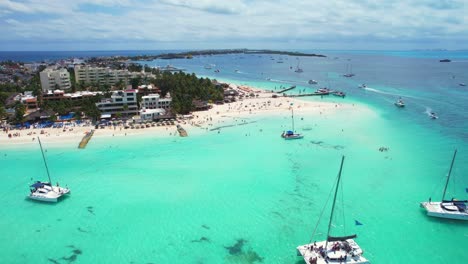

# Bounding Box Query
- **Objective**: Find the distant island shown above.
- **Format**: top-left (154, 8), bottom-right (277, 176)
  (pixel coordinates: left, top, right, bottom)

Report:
top-left (88, 49), bottom-right (326, 62)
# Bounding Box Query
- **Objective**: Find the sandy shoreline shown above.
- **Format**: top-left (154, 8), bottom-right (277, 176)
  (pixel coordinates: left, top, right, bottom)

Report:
top-left (0, 84), bottom-right (366, 149)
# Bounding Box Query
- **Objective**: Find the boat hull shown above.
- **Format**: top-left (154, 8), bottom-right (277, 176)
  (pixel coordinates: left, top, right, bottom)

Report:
top-left (420, 202), bottom-right (468, 220)
top-left (283, 135), bottom-right (304, 140)
top-left (297, 239), bottom-right (370, 264)
top-left (28, 185), bottom-right (70, 203)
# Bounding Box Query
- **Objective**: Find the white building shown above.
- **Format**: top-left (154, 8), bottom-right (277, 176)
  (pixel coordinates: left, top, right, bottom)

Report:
top-left (74, 65), bottom-right (154, 86)
top-left (39, 68), bottom-right (71, 92)
top-left (96, 89), bottom-right (139, 116)
top-left (139, 108), bottom-right (166, 121)
top-left (141, 93), bottom-right (172, 110)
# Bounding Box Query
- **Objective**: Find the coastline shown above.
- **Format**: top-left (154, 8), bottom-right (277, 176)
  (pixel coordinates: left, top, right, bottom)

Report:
top-left (0, 83), bottom-right (369, 149)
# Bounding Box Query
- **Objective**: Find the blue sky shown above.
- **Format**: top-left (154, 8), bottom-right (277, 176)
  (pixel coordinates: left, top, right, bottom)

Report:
top-left (0, 0), bottom-right (467, 51)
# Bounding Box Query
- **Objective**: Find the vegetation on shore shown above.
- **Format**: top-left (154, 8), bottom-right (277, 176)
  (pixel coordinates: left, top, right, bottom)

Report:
top-left (87, 49), bottom-right (326, 63)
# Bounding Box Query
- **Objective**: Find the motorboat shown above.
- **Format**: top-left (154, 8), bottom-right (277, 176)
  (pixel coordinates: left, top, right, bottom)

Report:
top-left (358, 84), bottom-right (367, 88)
top-left (430, 112), bottom-right (438, 119)
top-left (394, 98), bottom-right (405, 107)
top-left (439, 59), bottom-right (451, 62)
top-left (308, 80), bottom-right (318, 85)
top-left (459, 83), bottom-right (466, 87)
top-left (332, 91), bottom-right (346, 98)
top-left (315, 88), bottom-right (331, 95)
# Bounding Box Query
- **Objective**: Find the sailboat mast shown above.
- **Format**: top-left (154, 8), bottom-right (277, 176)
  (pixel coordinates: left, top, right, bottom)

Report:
top-left (38, 137), bottom-right (52, 184)
top-left (291, 108), bottom-right (295, 131)
top-left (325, 156), bottom-right (345, 249)
top-left (442, 149), bottom-right (457, 201)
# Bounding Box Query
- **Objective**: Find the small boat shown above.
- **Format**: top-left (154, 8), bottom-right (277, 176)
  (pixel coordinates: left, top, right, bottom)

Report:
top-left (394, 98), bottom-right (405, 107)
top-left (358, 84), bottom-right (367, 88)
top-left (459, 83), bottom-right (466, 87)
top-left (332, 91), bottom-right (346, 98)
top-left (214, 69), bottom-right (220, 73)
top-left (281, 107), bottom-right (303, 140)
top-left (276, 60), bottom-right (284, 63)
top-left (439, 59), bottom-right (451, 62)
top-left (343, 64), bottom-right (355, 77)
top-left (281, 130), bottom-right (304, 139)
top-left (315, 88), bottom-right (331, 95)
top-left (420, 150), bottom-right (468, 220)
top-left (429, 112), bottom-right (438, 119)
top-left (308, 80), bottom-right (318, 85)
top-left (28, 137), bottom-right (70, 203)
top-left (297, 156), bottom-right (370, 264)
top-left (294, 59), bottom-right (303, 73)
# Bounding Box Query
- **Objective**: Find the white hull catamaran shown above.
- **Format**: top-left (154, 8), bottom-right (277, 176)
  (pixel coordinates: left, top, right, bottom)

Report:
top-left (297, 156), bottom-right (369, 264)
top-left (281, 105), bottom-right (303, 140)
top-left (28, 137), bottom-right (70, 203)
top-left (420, 150), bottom-right (468, 220)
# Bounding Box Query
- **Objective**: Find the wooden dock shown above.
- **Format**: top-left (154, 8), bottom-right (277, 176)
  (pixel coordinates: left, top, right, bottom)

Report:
top-left (78, 130), bottom-right (94, 149)
top-left (287, 92), bottom-right (329, 97)
top-left (277, 85), bottom-right (297, 93)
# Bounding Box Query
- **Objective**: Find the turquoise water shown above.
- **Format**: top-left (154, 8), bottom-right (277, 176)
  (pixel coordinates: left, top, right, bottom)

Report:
top-left (1, 52), bottom-right (468, 263)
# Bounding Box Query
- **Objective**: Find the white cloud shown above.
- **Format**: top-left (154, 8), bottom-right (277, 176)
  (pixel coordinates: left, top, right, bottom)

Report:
top-left (0, 0), bottom-right (467, 50)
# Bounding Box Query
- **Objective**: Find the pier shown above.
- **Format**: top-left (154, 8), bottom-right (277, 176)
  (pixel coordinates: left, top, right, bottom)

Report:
top-left (277, 85), bottom-right (297, 94)
top-left (78, 130), bottom-right (94, 149)
top-left (287, 93), bottom-right (327, 97)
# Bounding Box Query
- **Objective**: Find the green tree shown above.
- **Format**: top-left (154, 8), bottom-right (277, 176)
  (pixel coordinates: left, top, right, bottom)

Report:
top-left (14, 102), bottom-right (26, 124)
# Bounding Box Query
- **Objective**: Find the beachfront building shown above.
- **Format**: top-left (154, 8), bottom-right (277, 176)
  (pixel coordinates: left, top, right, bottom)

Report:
top-left (39, 68), bottom-right (72, 92)
top-left (74, 65), bottom-right (154, 86)
top-left (139, 108), bottom-right (166, 121)
top-left (96, 89), bottom-right (138, 116)
top-left (141, 93), bottom-right (172, 110)
top-left (14, 92), bottom-right (38, 112)
top-left (42, 90), bottom-right (101, 103)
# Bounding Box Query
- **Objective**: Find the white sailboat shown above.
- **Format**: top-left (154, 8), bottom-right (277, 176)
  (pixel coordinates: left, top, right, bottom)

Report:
top-left (281, 106), bottom-right (303, 139)
top-left (295, 58), bottom-right (304, 73)
top-left (420, 150), bottom-right (468, 220)
top-left (297, 156), bottom-right (370, 264)
top-left (28, 137), bottom-right (70, 203)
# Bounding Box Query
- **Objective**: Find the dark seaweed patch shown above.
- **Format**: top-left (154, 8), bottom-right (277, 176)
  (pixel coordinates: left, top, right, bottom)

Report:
top-left (87, 206), bottom-right (95, 215)
top-left (191, 237), bottom-right (211, 243)
top-left (47, 258), bottom-right (60, 264)
top-left (77, 227), bottom-right (89, 233)
top-left (224, 239), bottom-right (264, 263)
top-left (224, 239), bottom-right (247, 255)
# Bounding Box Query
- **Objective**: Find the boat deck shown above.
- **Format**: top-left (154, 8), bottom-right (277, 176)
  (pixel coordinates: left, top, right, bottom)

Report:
top-left (297, 240), bottom-right (369, 264)
top-left (421, 202), bottom-right (468, 220)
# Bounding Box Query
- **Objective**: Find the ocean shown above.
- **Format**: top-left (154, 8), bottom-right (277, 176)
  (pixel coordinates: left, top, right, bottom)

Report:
top-left (0, 50), bottom-right (467, 263)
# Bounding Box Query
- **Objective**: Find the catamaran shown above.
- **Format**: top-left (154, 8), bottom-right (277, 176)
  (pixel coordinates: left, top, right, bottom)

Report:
top-left (281, 106), bottom-right (303, 139)
top-left (28, 137), bottom-right (70, 202)
top-left (420, 150), bottom-right (468, 220)
top-left (297, 156), bottom-right (370, 264)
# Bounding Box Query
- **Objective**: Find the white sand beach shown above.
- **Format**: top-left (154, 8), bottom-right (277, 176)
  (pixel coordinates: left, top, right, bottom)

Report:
top-left (0, 84), bottom-right (368, 149)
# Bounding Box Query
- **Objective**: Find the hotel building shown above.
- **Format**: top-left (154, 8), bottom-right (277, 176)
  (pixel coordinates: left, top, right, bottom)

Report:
top-left (74, 65), bottom-right (154, 86)
top-left (39, 68), bottom-right (72, 92)
top-left (95, 89), bottom-right (139, 116)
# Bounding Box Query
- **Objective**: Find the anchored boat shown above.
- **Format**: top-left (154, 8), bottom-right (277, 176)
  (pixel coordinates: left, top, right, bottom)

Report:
top-left (297, 156), bottom-right (369, 263)
top-left (28, 137), bottom-right (70, 203)
top-left (420, 150), bottom-right (468, 220)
